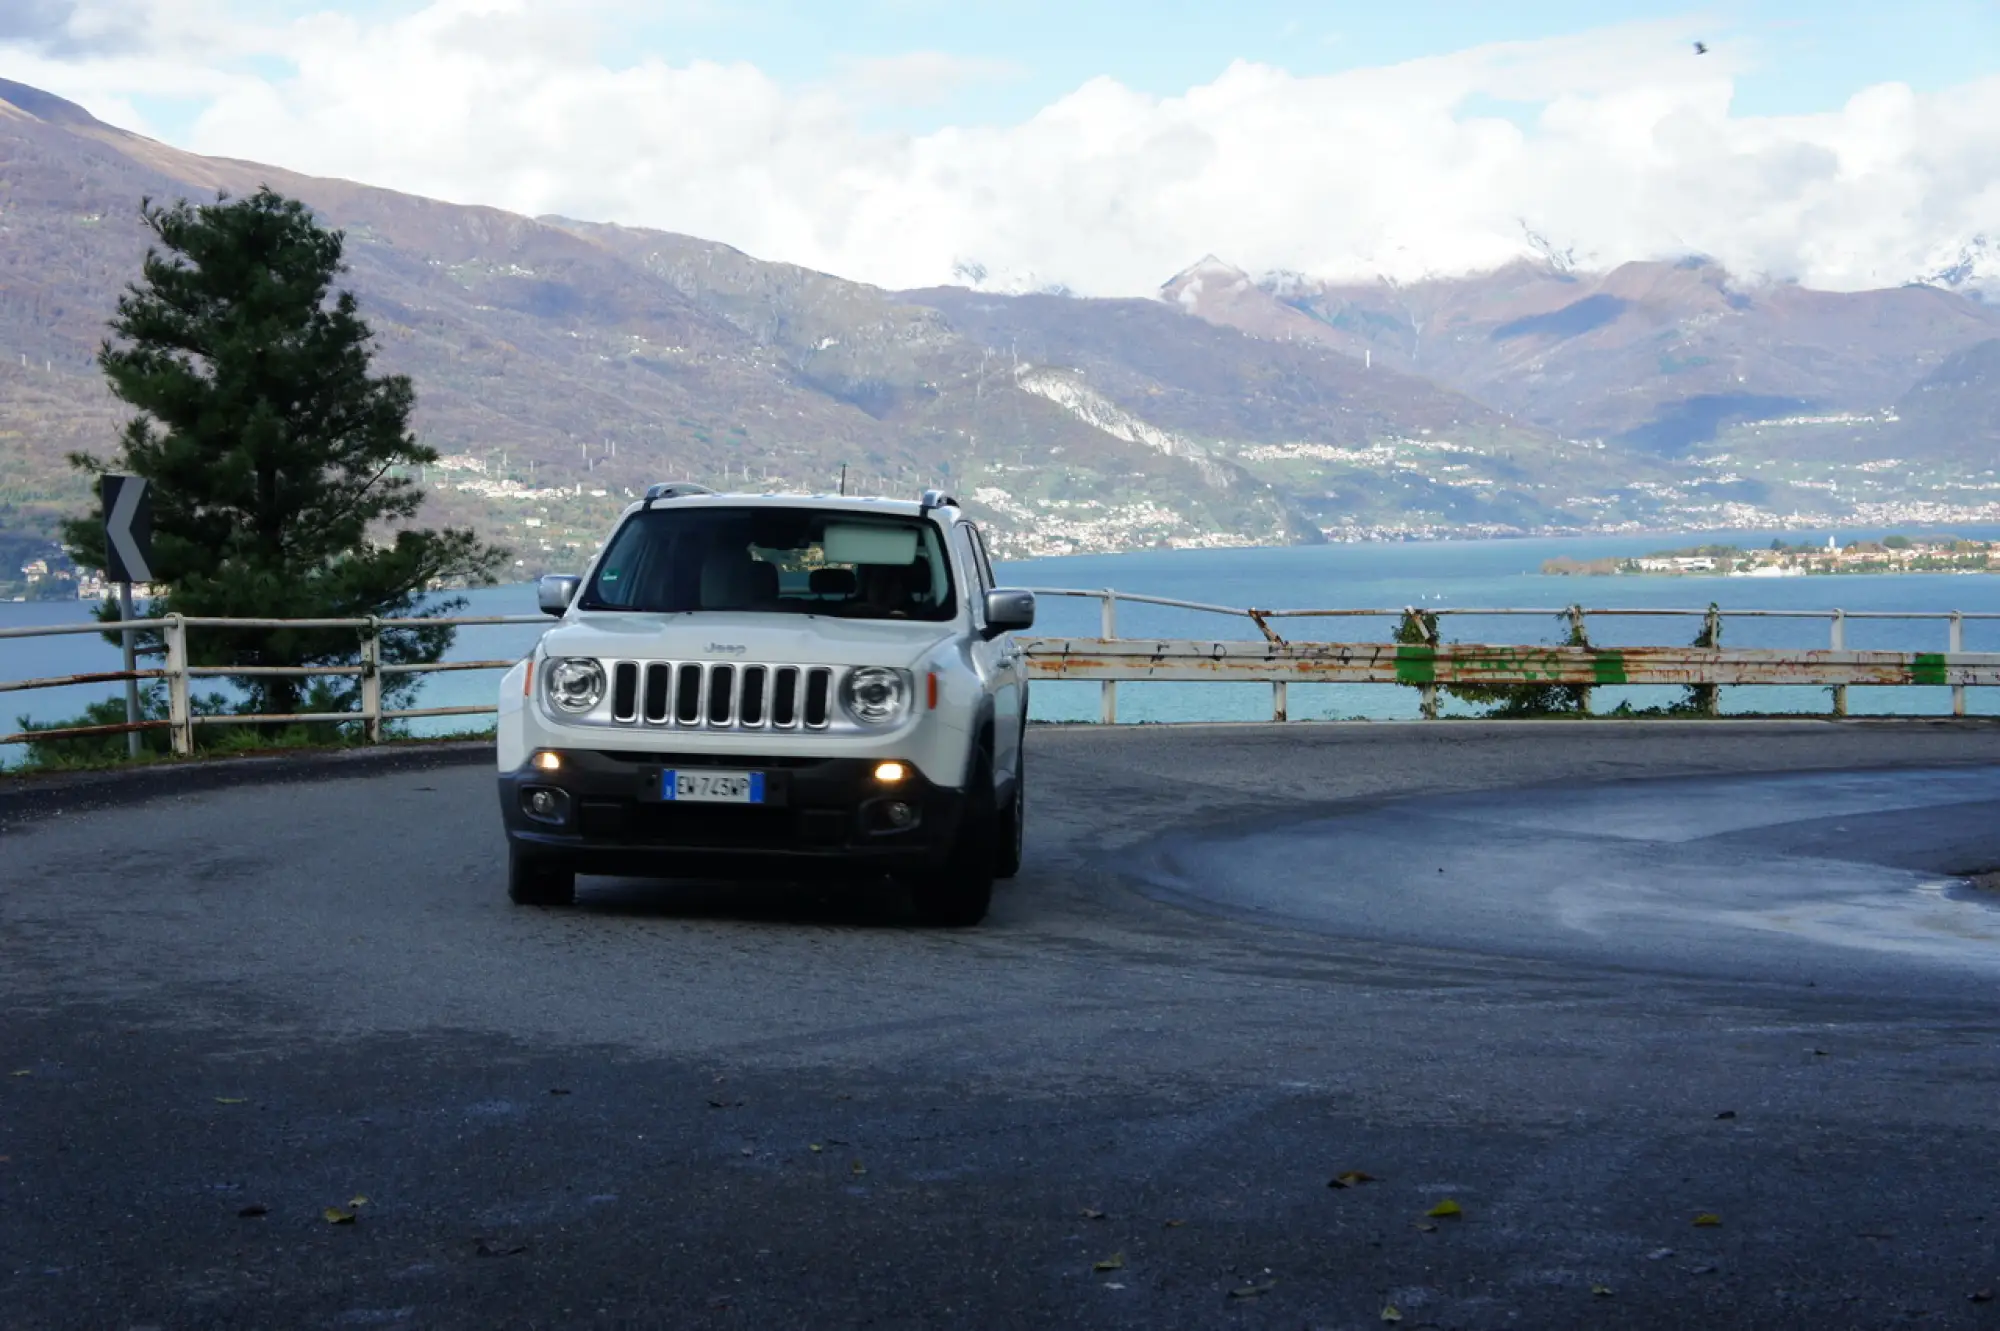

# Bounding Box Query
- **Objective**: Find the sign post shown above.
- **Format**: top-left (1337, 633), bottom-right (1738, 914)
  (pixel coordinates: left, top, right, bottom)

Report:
top-left (100, 475), bottom-right (154, 758)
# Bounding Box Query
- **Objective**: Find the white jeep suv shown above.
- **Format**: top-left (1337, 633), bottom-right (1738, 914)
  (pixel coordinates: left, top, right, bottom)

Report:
top-left (495, 484), bottom-right (1035, 926)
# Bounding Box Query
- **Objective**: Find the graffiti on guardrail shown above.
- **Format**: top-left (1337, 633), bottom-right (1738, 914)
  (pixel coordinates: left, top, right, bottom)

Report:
top-left (1020, 639), bottom-right (2000, 688)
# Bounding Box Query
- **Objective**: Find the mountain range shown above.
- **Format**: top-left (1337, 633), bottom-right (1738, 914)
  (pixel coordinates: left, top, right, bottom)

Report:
top-left (3, 76), bottom-right (1998, 570)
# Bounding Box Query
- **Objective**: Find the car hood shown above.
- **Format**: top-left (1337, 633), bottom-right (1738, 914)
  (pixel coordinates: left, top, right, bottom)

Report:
top-left (539, 612), bottom-right (955, 670)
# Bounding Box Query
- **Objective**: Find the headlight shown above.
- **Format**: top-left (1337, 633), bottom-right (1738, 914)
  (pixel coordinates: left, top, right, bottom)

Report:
top-left (840, 667), bottom-right (909, 725)
top-left (543, 657), bottom-right (606, 714)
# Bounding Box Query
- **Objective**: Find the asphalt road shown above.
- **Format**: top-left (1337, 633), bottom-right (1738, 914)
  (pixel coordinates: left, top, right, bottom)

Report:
top-left (4, 720), bottom-right (2000, 1330)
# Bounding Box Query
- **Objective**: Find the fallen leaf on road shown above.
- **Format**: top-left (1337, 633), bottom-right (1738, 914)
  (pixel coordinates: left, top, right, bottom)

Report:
top-left (809, 1143), bottom-right (823, 1153)
top-left (9, 1070), bottom-right (30, 1077)
top-left (1103, 1282), bottom-right (1125, 1291)
top-left (1714, 1110), bottom-right (1736, 1120)
top-left (548, 1088), bottom-right (571, 1096)
top-left (475, 1239), bottom-right (528, 1257)
top-left (1093, 1254), bottom-right (1125, 1272)
top-left (1812, 1049), bottom-right (1828, 1056)
top-left (322, 1208), bottom-right (356, 1225)
top-left (1426, 1199), bottom-right (1463, 1219)
top-left (237, 1204), bottom-right (268, 1218)
top-left (214, 1097), bottom-right (247, 1105)
top-left (1592, 1284), bottom-right (1614, 1297)
top-left (1229, 1281), bottom-right (1275, 1299)
top-left (1693, 1213), bottom-right (1722, 1227)
top-left (1971, 1290), bottom-right (1994, 1303)
top-left (1163, 1219), bottom-right (1185, 1228)
top-left (707, 1098), bottom-right (742, 1109)
top-left (1381, 1306), bottom-right (1403, 1322)
top-left (1080, 1208), bottom-right (1106, 1220)
top-left (349, 1195), bottom-right (369, 1208)
top-left (1329, 1171), bottom-right (1378, 1189)
top-left (1646, 1248), bottom-right (1674, 1261)
top-left (1414, 1221), bottom-right (1438, 1232)
top-left (850, 1161), bottom-right (866, 1176)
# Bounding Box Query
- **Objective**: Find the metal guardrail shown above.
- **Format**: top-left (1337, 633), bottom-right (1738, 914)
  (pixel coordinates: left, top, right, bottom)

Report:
top-left (1019, 588), bottom-right (2000, 723)
top-left (0, 613), bottom-right (546, 752)
top-left (1, 594), bottom-right (1996, 752)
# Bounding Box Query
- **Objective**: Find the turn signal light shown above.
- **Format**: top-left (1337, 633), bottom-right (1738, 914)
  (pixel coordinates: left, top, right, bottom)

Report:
top-left (873, 761), bottom-right (908, 783)
top-left (927, 672), bottom-right (938, 710)
top-left (532, 750), bottom-right (562, 772)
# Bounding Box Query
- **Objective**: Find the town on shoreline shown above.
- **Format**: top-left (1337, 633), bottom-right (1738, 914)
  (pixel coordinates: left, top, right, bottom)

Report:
top-left (1543, 536), bottom-right (2000, 578)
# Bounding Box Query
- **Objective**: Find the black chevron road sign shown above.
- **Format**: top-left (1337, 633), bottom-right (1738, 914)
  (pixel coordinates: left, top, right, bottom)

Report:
top-left (100, 474), bottom-right (154, 584)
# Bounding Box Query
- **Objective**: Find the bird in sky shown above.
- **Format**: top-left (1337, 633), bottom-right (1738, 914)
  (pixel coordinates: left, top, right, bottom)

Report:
top-left (1694, 40), bottom-right (1709, 54)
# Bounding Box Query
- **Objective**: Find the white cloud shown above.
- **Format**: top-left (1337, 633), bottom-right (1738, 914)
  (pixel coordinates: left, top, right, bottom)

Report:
top-left (6, 2), bottom-right (1999, 297)
top-left (831, 50), bottom-right (1025, 108)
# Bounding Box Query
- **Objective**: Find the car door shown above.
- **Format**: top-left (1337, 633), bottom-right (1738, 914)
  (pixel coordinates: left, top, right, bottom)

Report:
top-left (961, 521), bottom-right (1024, 788)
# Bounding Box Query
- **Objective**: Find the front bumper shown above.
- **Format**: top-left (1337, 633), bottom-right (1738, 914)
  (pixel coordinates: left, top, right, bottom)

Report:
top-left (498, 747), bottom-right (967, 877)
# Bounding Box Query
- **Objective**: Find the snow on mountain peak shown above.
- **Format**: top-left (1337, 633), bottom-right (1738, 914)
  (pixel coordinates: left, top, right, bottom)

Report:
top-left (1916, 237), bottom-right (1999, 299)
top-left (949, 257), bottom-right (1074, 297)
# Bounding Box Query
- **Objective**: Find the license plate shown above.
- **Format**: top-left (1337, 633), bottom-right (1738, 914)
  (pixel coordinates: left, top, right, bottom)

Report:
top-left (662, 770), bottom-right (764, 804)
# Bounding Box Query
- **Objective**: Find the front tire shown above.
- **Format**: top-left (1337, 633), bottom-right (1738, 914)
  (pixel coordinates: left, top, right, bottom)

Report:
top-left (508, 850), bottom-right (576, 907)
top-left (910, 742), bottom-right (997, 927)
top-left (994, 728), bottom-right (1025, 880)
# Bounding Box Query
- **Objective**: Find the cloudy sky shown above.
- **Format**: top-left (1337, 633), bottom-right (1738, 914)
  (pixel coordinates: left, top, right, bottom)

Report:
top-left (4, 0), bottom-right (1997, 295)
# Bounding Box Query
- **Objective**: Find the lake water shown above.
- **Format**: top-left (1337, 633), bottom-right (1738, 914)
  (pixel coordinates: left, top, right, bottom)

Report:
top-left (7, 525), bottom-right (2000, 766)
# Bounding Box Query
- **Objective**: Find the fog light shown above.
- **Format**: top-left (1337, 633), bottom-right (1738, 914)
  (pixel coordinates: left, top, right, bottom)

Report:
top-left (883, 801), bottom-right (915, 828)
top-left (521, 785), bottom-right (569, 825)
top-left (532, 750), bottom-right (562, 772)
top-left (873, 761), bottom-right (908, 783)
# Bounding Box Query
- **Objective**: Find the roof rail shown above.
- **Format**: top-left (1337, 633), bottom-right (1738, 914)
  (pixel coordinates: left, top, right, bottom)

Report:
top-left (643, 481), bottom-right (716, 503)
top-left (918, 488), bottom-right (959, 514)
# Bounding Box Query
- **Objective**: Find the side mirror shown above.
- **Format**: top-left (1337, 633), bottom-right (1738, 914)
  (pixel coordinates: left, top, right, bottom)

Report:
top-left (538, 573), bottom-right (581, 617)
top-left (982, 588), bottom-right (1036, 638)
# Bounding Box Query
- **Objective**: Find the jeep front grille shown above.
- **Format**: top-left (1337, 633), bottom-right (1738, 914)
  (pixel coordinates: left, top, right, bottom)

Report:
top-left (607, 661), bottom-right (835, 731)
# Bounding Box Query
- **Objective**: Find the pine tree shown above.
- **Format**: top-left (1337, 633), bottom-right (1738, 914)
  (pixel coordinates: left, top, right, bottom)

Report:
top-left (62, 188), bottom-right (506, 725)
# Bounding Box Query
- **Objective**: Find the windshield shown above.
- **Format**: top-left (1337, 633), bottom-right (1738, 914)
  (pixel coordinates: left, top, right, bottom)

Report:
top-left (578, 506), bottom-right (957, 621)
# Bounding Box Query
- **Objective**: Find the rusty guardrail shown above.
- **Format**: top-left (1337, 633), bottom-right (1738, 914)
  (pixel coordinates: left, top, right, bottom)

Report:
top-left (1019, 588), bottom-right (2000, 723)
top-left (2, 595), bottom-right (1995, 754)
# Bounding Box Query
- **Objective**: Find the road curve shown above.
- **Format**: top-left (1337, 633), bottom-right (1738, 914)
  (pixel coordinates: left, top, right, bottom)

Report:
top-left (3, 721), bottom-right (1999, 1329)
top-left (1127, 764), bottom-right (2000, 997)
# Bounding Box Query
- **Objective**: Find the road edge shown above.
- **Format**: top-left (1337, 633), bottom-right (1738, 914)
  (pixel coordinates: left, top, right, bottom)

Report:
top-left (0, 740), bottom-right (494, 822)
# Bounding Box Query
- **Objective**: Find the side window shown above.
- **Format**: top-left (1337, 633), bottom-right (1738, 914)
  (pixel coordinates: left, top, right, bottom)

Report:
top-left (965, 523), bottom-right (997, 591)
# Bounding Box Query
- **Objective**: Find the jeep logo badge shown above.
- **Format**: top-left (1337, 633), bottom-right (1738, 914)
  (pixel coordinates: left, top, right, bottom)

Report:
top-left (706, 643), bottom-right (748, 655)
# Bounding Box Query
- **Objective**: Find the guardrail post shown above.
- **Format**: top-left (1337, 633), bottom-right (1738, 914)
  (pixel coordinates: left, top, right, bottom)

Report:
top-left (1410, 608), bottom-right (1440, 721)
top-left (118, 582), bottom-right (141, 758)
top-left (1702, 605), bottom-right (1723, 716)
top-left (1567, 604), bottom-right (1593, 716)
top-left (1950, 612), bottom-right (1966, 717)
top-left (163, 614), bottom-right (192, 756)
top-left (360, 616), bottom-right (383, 743)
top-left (1100, 591), bottom-right (1117, 725)
top-left (1272, 680), bottom-right (1288, 722)
top-left (1830, 610), bottom-right (1848, 717)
